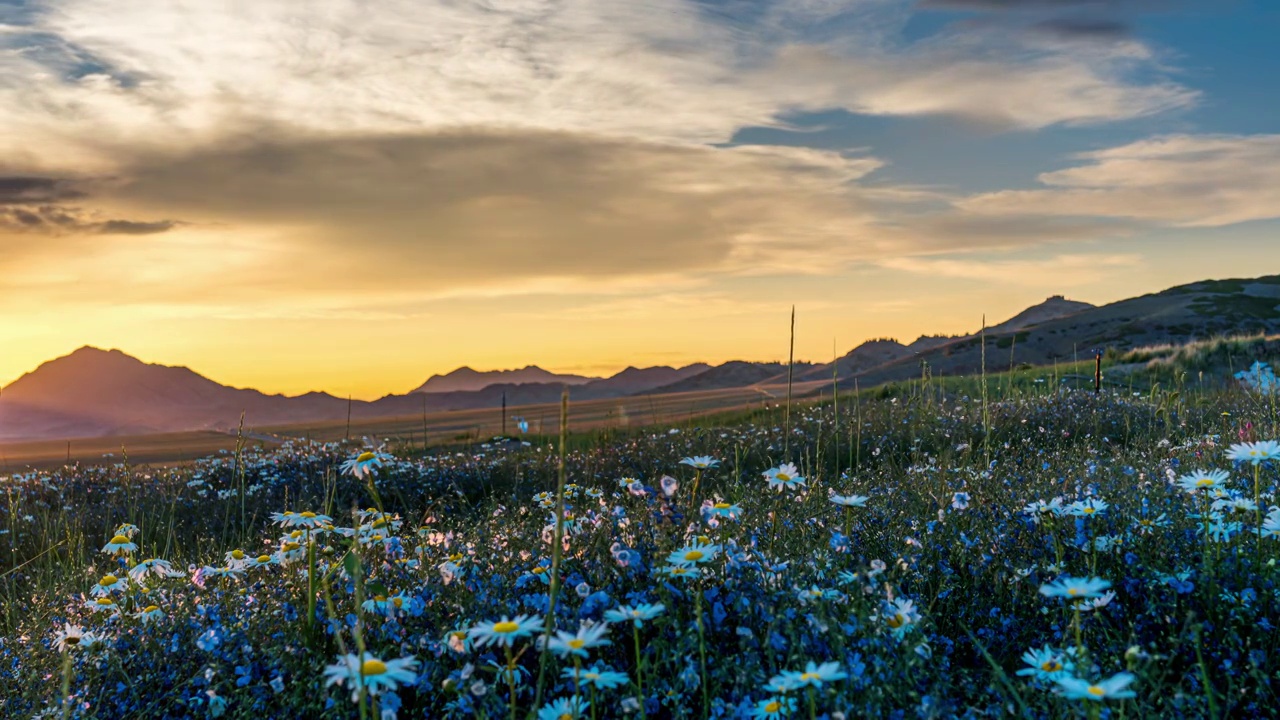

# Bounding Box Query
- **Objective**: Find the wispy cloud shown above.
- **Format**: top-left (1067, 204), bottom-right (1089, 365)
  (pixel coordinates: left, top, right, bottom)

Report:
top-left (0, 0), bottom-right (1194, 167)
top-left (959, 134), bottom-right (1280, 227)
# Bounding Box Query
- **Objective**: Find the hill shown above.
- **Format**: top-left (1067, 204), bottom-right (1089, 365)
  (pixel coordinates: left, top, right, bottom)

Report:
top-left (837, 275), bottom-right (1280, 389)
top-left (984, 295), bottom-right (1094, 335)
top-left (791, 339), bottom-right (913, 384)
top-left (646, 361), bottom-right (812, 394)
top-left (579, 364), bottom-right (711, 395)
top-left (5, 276), bottom-right (1277, 442)
top-left (411, 365), bottom-right (596, 393)
top-left (0, 347), bottom-right (352, 439)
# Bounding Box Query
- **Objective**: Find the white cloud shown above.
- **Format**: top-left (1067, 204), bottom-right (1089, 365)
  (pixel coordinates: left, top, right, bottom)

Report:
top-left (959, 134), bottom-right (1280, 227)
top-left (0, 0), bottom-right (1196, 171)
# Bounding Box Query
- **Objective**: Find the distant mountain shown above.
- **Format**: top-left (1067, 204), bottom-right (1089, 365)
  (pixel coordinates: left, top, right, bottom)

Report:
top-left (581, 364), bottom-right (711, 395)
top-left (412, 365), bottom-right (596, 394)
top-left (646, 361), bottom-right (811, 394)
top-left (0, 352), bottom-right (741, 441)
top-left (790, 296), bottom-right (1095, 385)
top-left (0, 347), bottom-right (352, 440)
top-left (791, 339), bottom-right (913, 384)
top-left (836, 275), bottom-right (1280, 389)
top-left (6, 276), bottom-right (1278, 443)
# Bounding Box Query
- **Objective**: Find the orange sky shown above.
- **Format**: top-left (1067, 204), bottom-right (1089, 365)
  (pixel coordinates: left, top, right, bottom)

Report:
top-left (3, 230), bottom-right (1276, 399)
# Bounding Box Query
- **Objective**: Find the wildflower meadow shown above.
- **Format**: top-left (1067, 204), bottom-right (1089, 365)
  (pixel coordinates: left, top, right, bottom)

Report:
top-left (3, 367), bottom-right (1280, 718)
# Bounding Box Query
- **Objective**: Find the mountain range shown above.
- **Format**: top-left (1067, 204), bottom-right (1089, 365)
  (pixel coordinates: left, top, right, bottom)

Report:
top-left (412, 366), bottom-right (596, 394)
top-left (2, 274), bottom-right (1278, 441)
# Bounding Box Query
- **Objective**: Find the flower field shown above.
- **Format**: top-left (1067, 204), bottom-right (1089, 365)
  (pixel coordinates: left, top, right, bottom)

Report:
top-left (2, 377), bottom-right (1279, 718)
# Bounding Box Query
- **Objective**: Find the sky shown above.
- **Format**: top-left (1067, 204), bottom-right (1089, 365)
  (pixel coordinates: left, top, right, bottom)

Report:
top-left (1, 0), bottom-right (1278, 399)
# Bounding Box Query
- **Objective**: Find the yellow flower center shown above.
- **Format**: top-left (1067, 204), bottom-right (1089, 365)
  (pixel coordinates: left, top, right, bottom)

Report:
top-left (231, 550), bottom-right (245, 560)
top-left (375, 595), bottom-right (387, 602)
top-left (373, 518), bottom-right (388, 528)
top-left (800, 672), bottom-right (819, 681)
top-left (558, 715), bottom-right (571, 720)
top-left (494, 621), bottom-right (519, 634)
top-left (765, 702), bottom-right (780, 713)
top-left (361, 659), bottom-right (387, 676)
top-left (568, 639), bottom-right (586, 649)
top-left (1042, 661), bottom-right (1062, 672)
top-left (109, 535), bottom-right (130, 545)
top-left (301, 512), bottom-right (316, 518)
top-left (393, 597), bottom-right (403, 608)
top-left (65, 635), bottom-right (80, 645)
top-left (143, 605), bottom-right (159, 613)
top-left (777, 473), bottom-right (792, 481)
top-left (99, 575), bottom-right (118, 586)
top-left (714, 503), bottom-right (731, 509)
top-left (1083, 508), bottom-right (1095, 514)
top-left (257, 555), bottom-right (271, 563)
top-left (532, 567), bottom-right (546, 574)
top-left (283, 542), bottom-right (300, 552)
top-left (96, 597), bottom-right (113, 606)
top-left (684, 550), bottom-right (704, 562)
top-left (1196, 479), bottom-right (1213, 487)
top-left (356, 452), bottom-right (376, 462)
top-left (1087, 686), bottom-right (1105, 697)
top-left (886, 613), bottom-right (905, 629)
top-left (1068, 588), bottom-right (1080, 596)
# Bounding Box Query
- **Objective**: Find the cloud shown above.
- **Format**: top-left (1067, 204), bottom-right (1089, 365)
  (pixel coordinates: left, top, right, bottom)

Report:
top-left (89, 129), bottom-right (898, 287)
top-left (958, 134), bottom-right (1280, 227)
top-left (880, 252), bottom-right (1143, 286)
top-left (0, 203), bottom-right (176, 235)
top-left (0, 175), bottom-right (85, 204)
top-left (0, 174), bottom-right (177, 235)
top-left (916, 0), bottom-right (1179, 40)
top-left (0, 127), bottom-right (1174, 308)
top-left (0, 0), bottom-right (1196, 172)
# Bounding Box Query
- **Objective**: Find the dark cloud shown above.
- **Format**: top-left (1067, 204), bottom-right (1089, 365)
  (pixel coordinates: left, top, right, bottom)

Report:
top-left (98, 129), bottom-right (891, 284)
top-left (0, 175), bottom-right (178, 236)
top-left (916, 0), bottom-right (1178, 39)
top-left (1032, 17), bottom-right (1130, 39)
top-left (0, 176), bottom-right (86, 204)
top-left (96, 219), bottom-right (177, 235)
top-left (919, 0), bottom-right (1162, 9)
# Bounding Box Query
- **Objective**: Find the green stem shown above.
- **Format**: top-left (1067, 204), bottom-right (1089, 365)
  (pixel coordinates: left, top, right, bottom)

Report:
top-left (506, 645), bottom-right (518, 720)
top-left (633, 624), bottom-right (648, 720)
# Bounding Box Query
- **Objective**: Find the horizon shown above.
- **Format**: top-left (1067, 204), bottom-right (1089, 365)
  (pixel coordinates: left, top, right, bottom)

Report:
top-left (2, 0), bottom-right (1279, 400)
top-left (3, 289), bottom-right (1089, 400)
